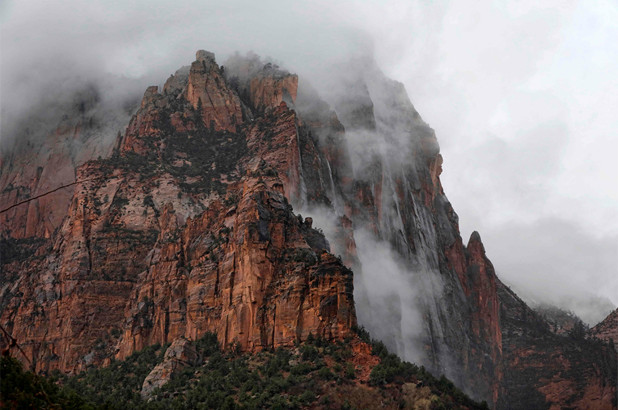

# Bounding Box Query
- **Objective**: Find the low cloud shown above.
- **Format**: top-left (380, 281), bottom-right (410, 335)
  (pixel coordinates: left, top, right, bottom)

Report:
top-left (303, 203), bottom-right (441, 366)
top-left (485, 217), bottom-right (617, 325)
top-left (353, 228), bottom-right (431, 364)
top-left (2, 0), bottom-right (616, 335)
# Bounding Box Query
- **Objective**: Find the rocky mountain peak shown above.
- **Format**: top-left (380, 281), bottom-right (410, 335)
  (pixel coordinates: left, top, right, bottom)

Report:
top-left (195, 49), bottom-right (216, 63)
top-left (185, 52), bottom-right (242, 133)
top-left (140, 85), bottom-right (161, 108)
top-left (467, 230), bottom-right (485, 253)
top-left (1, 49), bottom-right (357, 376)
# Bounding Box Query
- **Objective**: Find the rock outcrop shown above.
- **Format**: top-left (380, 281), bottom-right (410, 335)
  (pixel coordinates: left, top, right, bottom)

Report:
top-left (141, 337), bottom-right (200, 399)
top-left (322, 59), bottom-right (504, 404)
top-left (185, 51), bottom-right (243, 133)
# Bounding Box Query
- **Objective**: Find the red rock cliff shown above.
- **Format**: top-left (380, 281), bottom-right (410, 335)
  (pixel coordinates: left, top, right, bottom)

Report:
top-left (0, 51), bottom-right (355, 374)
top-left (1, 50), bottom-right (615, 410)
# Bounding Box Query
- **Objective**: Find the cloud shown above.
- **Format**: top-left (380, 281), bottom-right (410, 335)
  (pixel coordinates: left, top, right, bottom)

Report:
top-left (484, 217), bottom-right (618, 325)
top-left (1, 0), bottom-right (616, 327)
top-left (301, 203), bottom-right (440, 367)
top-left (0, 0), bottom-right (368, 147)
top-left (353, 228), bottom-right (432, 365)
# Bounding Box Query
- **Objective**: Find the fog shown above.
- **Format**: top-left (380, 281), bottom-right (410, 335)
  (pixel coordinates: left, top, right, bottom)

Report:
top-left (352, 228), bottom-right (430, 365)
top-left (2, 0), bottom-right (616, 325)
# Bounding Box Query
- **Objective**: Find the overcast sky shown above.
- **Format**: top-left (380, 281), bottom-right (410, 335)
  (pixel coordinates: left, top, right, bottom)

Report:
top-left (1, 0), bottom-right (616, 324)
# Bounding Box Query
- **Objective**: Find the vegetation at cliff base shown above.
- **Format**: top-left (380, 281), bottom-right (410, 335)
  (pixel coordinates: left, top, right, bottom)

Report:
top-left (1, 331), bottom-right (486, 409)
top-left (0, 355), bottom-right (88, 409)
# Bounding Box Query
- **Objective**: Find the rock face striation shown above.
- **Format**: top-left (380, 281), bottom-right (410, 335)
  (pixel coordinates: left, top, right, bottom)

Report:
top-left (1, 50), bottom-right (616, 409)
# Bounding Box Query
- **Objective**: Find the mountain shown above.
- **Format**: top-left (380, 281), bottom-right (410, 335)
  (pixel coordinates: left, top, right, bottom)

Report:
top-left (498, 283), bottom-right (615, 408)
top-left (592, 309), bottom-right (618, 348)
top-left (1, 50), bottom-right (615, 409)
top-left (534, 304), bottom-right (588, 336)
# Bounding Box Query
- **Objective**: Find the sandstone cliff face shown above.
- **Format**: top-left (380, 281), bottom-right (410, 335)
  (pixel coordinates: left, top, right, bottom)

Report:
top-left (185, 51), bottom-right (243, 133)
top-left (1, 50), bottom-right (615, 409)
top-left (0, 88), bottom-right (123, 241)
top-left (249, 68), bottom-right (298, 112)
top-left (309, 59), bottom-right (616, 409)
top-left (1, 51), bottom-right (355, 375)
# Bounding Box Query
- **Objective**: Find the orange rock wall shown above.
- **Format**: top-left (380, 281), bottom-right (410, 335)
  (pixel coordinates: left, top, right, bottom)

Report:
top-left (0, 51), bottom-right (355, 374)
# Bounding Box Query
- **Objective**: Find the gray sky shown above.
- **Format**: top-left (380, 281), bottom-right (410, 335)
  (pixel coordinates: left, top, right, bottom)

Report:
top-left (1, 0), bottom-right (616, 324)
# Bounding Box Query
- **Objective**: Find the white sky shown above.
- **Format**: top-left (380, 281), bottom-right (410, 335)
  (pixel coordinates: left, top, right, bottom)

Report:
top-left (1, 0), bottom-right (616, 323)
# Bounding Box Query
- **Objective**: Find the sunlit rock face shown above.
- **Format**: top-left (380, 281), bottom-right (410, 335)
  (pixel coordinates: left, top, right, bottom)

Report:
top-left (140, 337), bottom-right (201, 399)
top-left (1, 50), bottom-right (615, 409)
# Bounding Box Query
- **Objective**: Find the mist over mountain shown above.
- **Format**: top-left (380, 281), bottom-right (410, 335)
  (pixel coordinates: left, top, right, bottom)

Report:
top-left (1, 1), bottom-right (617, 409)
top-left (2, 0), bottom-right (616, 324)
top-left (2, 47), bottom-right (616, 408)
